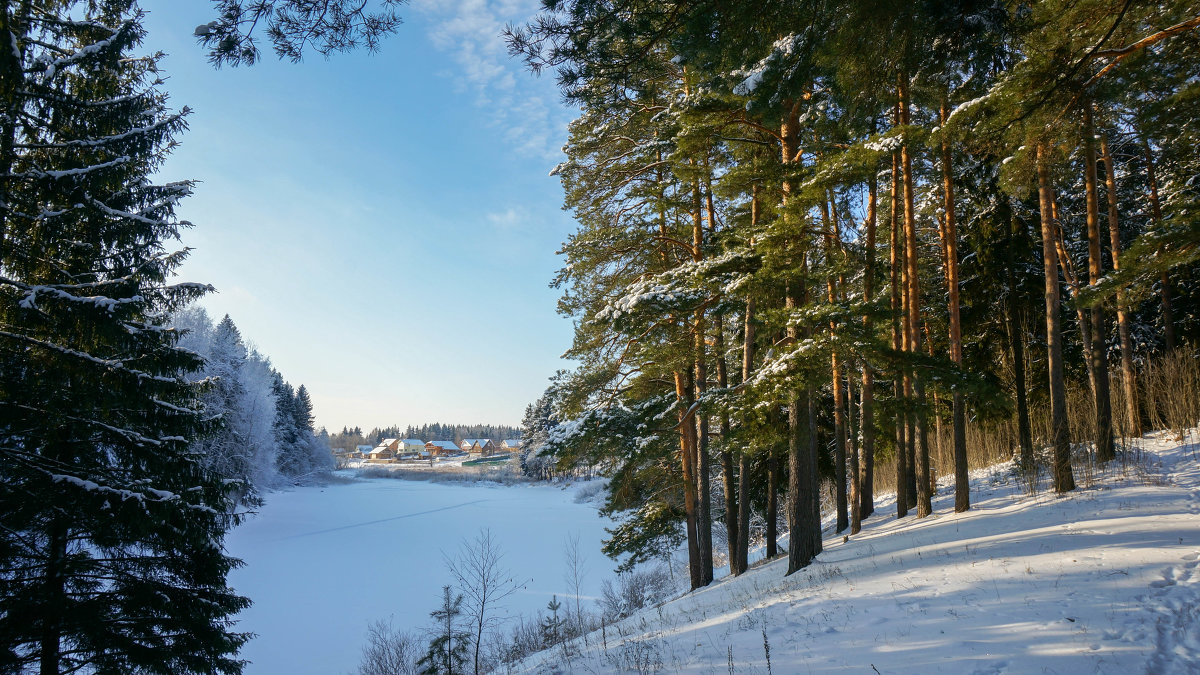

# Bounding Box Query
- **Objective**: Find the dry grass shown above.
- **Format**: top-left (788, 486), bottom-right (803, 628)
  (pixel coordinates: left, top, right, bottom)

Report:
top-left (869, 350), bottom-right (1198, 501)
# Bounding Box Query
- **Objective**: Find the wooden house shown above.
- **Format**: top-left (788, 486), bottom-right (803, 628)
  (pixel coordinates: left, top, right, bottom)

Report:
top-left (426, 441), bottom-right (460, 457)
top-left (366, 446), bottom-right (395, 463)
top-left (461, 439), bottom-right (497, 456)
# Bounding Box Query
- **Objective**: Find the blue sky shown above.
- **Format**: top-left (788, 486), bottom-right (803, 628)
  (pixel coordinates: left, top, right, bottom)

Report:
top-left (140, 1), bottom-right (577, 432)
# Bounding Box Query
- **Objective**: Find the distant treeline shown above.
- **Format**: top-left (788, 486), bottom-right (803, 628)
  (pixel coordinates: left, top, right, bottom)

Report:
top-left (329, 423), bottom-right (521, 451)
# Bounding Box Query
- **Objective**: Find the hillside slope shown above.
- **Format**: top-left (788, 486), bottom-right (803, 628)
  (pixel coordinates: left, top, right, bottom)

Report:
top-left (518, 432), bottom-right (1200, 674)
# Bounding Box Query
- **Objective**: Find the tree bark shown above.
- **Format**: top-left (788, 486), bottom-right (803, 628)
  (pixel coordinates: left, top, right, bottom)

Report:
top-left (693, 320), bottom-right (713, 584)
top-left (1100, 134), bottom-right (1140, 437)
top-left (689, 170), bottom-right (713, 585)
top-left (734, 291), bottom-right (755, 576)
top-left (732, 193), bottom-right (760, 577)
top-left (782, 101), bottom-right (821, 575)
top-left (39, 519), bottom-right (66, 675)
top-left (860, 167), bottom-right (877, 522)
top-left (1006, 215), bottom-right (1036, 471)
top-left (1082, 105), bottom-right (1115, 462)
top-left (823, 198), bottom-right (849, 534)
top-left (889, 146), bottom-right (909, 519)
top-left (716, 318), bottom-right (738, 575)
top-left (1036, 143), bottom-right (1076, 493)
top-left (674, 366), bottom-right (703, 589)
top-left (900, 75), bottom-right (932, 517)
top-left (938, 98), bottom-right (969, 512)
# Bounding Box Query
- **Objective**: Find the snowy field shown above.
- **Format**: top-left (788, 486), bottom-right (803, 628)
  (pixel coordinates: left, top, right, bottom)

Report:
top-left (516, 431), bottom-right (1200, 674)
top-left (225, 476), bottom-right (614, 673)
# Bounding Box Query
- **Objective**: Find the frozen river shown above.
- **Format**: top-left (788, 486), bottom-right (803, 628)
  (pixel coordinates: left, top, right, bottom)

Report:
top-left (225, 476), bottom-right (614, 673)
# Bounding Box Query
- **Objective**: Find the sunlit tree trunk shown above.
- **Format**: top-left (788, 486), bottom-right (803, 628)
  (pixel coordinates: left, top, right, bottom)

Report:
top-left (691, 175), bottom-right (713, 585)
top-left (900, 75), bottom-right (932, 517)
top-left (938, 98), bottom-right (969, 512)
top-left (889, 146), bottom-right (909, 519)
top-left (675, 365), bottom-right (703, 588)
top-left (1036, 143), bottom-right (1076, 493)
top-left (859, 168), bottom-right (877, 523)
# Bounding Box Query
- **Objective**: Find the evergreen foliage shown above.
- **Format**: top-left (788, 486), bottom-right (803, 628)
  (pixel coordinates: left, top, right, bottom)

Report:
top-left (509, 0), bottom-right (1200, 588)
top-left (0, 2), bottom-right (249, 670)
top-left (417, 586), bottom-right (470, 675)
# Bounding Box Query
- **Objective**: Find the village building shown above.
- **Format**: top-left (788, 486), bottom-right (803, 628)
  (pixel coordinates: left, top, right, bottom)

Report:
top-left (397, 439), bottom-right (425, 457)
top-left (425, 440), bottom-right (460, 457)
top-left (500, 439), bottom-right (522, 451)
top-left (354, 444), bottom-right (373, 457)
top-left (366, 446), bottom-right (395, 463)
top-left (461, 438), bottom-right (497, 456)
top-left (377, 438), bottom-right (401, 452)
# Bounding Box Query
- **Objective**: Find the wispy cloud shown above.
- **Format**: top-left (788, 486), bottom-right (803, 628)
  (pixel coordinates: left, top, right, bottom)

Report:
top-left (412, 0), bottom-right (570, 160)
top-left (486, 206), bottom-right (525, 229)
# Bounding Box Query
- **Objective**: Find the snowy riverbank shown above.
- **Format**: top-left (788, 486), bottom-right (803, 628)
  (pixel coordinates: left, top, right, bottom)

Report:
top-left (515, 431), bottom-right (1200, 674)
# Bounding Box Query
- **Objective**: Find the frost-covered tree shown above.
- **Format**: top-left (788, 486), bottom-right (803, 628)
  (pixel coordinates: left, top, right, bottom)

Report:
top-left (0, 2), bottom-right (248, 671)
top-left (174, 307), bottom-right (281, 503)
top-left (273, 377), bottom-right (333, 480)
top-left (518, 388), bottom-right (558, 479)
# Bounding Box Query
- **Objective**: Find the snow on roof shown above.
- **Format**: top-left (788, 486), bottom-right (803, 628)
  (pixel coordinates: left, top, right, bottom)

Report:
top-left (502, 439), bottom-right (522, 446)
top-left (463, 438), bottom-right (492, 446)
top-left (428, 441), bottom-right (459, 449)
top-left (381, 438), bottom-right (399, 445)
top-left (400, 439), bottom-right (424, 445)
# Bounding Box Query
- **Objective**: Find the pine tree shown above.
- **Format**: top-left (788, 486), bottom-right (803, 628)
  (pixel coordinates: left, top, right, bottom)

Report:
top-left (417, 586), bottom-right (470, 675)
top-left (0, 2), bottom-right (249, 671)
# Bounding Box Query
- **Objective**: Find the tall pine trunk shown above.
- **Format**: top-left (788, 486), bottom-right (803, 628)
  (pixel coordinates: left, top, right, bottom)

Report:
top-left (1036, 143), bottom-right (1076, 493)
top-left (674, 365), bottom-right (703, 588)
top-left (716, 320), bottom-right (737, 574)
top-left (859, 168), bottom-right (877, 522)
top-left (938, 99), bottom-right (969, 512)
top-left (782, 101), bottom-right (821, 574)
top-left (1006, 215), bottom-right (1036, 471)
top-left (1100, 134), bottom-right (1140, 437)
top-left (734, 293), bottom-right (755, 576)
top-left (1082, 105), bottom-right (1115, 462)
top-left (889, 148), bottom-right (909, 519)
top-left (691, 202), bottom-right (712, 584)
top-left (900, 76), bottom-right (932, 517)
top-left (823, 198), bottom-right (849, 534)
top-left (733, 194), bottom-right (761, 577)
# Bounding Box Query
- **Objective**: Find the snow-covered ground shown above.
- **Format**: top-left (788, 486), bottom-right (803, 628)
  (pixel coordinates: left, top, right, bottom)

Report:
top-left (517, 431), bottom-right (1200, 674)
top-left (225, 476), bottom-right (613, 674)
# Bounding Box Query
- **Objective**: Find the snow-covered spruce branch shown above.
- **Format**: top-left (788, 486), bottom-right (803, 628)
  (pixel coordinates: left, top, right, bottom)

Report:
top-left (47, 472), bottom-right (218, 515)
top-left (11, 154), bottom-right (132, 180)
top-left (29, 19), bottom-right (135, 82)
top-left (14, 114), bottom-right (186, 151)
top-left (0, 329), bottom-right (182, 384)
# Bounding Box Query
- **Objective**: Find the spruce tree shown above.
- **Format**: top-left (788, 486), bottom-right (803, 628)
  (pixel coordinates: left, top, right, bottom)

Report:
top-left (0, 2), bottom-right (249, 672)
